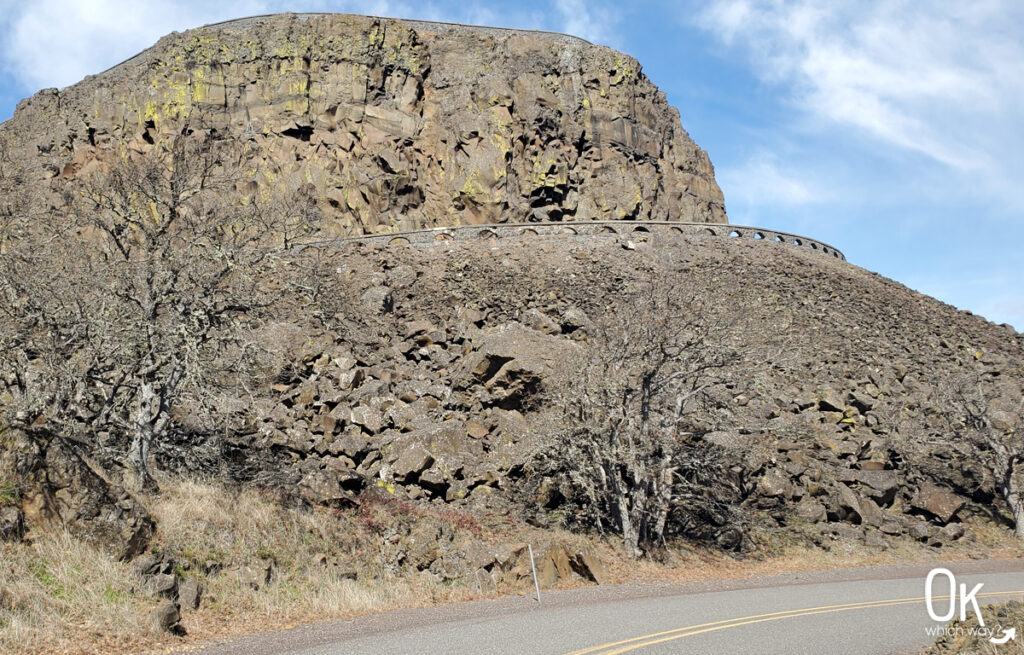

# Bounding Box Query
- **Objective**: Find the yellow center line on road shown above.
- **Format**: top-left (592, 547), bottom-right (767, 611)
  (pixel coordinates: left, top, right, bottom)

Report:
top-left (566, 590), bottom-right (1024, 655)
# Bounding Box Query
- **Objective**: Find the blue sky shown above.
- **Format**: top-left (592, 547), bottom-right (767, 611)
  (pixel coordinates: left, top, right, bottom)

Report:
top-left (1, 0), bottom-right (1021, 330)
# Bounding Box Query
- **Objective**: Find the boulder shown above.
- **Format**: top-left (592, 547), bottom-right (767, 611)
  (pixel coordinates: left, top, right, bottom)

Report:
top-left (907, 520), bottom-right (933, 542)
top-left (864, 531), bottom-right (888, 548)
top-left (228, 559), bottom-right (274, 590)
top-left (151, 601), bottom-right (181, 633)
top-left (349, 405), bottom-right (384, 435)
top-left (831, 482), bottom-right (862, 524)
top-left (392, 445), bottom-right (434, 484)
top-left (911, 483), bottom-right (965, 524)
top-left (880, 521), bottom-right (903, 536)
top-left (757, 468), bottom-right (792, 499)
top-left (299, 469), bottom-right (351, 507)
top-left (858, 497), bottom-right (886, 528)
top-left (795, 499), bottom-right (827, 524)
top-left (178, 578), bottom-right (202, 610)
top-left (571, 548), bottom-right (609, 585)
top-left (0, 506), bottom-right (25, 542)
top-left (474, 568), bottom-right (497, 594)
top-left (938, 523), bottom-right (966, 543)
top-left (455, 323), bottom-right (578, 407)
top-left (537, 543), bottom-right (574, 589)
top-left (417, 466), bottom-right (448, 494)
top-left (142, 573), bottom-right (178, 600)
top-left (360, 286), bottom-right (393, 314)
top-left (853, 470), bottom-right (899, 506)
top-left (465, 420), bottom-right (490, 440)
top-left (404, 519), bottom-right (443, 570)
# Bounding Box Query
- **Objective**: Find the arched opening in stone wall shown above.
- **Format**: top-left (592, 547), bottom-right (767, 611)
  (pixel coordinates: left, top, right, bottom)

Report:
top-left (754, 232), bottom-right (765, 240)
top-left (389, 236), bottom-right (411, 246)
top-left (433, 232), bottom-right (453, 241)
top-left (478, 229), bottom-right (498, 239)
top-left (729, 230), bottom-right (741, 238)
top-left (704, 228), bottom-right (717, 236)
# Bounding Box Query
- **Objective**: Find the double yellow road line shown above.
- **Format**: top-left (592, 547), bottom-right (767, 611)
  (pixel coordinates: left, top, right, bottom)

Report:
top-left (566, 590), bottom-right (1024, 654)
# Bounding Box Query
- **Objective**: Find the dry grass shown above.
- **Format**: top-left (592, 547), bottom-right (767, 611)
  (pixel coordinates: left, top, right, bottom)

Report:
top-left (0, 531), bottom-right (146, 654)
top-left (2, 477), bottom-right (1023, 655)
top-left (0, 478), bottom-right (488, 655)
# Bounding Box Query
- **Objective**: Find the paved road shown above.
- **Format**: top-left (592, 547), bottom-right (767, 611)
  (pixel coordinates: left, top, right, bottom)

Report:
top-left (197, 560), bottom-right (1024, 655)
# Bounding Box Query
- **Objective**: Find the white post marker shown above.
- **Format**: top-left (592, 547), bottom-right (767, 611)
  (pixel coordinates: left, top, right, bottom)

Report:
top-left (528, 544), bottom-right (541, 604)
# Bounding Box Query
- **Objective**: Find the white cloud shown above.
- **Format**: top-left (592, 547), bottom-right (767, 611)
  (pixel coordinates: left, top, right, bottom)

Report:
top-left (554, 0), bottom-right (619, 45)
top-left (1, 0), bottom-right (266, 90)
top-left (694, 1), bottom-right (1024, 204)
top-left (717, 151), bottom-right (820, 217)
top-left (0, 0), bottom-right (509, 92)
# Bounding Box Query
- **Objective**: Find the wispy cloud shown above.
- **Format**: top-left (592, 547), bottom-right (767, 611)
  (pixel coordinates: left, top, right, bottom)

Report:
top-left (717, 151), bottom-right (821, 219)
top-left (0, 0), bottom-right (548, 92)
top-left (693, 1), bottom-right (1024, 206)
top-left (1, 0), bottom-right (267, 90)
top-left (554, 0), bottom-right (619, 45)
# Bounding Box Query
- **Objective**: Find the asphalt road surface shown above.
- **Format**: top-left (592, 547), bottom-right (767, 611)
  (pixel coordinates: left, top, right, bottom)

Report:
top-left (197, 560), bottom-right (1024, 655)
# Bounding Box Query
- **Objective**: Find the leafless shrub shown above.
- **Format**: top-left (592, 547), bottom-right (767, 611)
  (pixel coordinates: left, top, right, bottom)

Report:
top-left (531, 274), bottom-right (745, 557)
top-left (0, 126), bottom-right (292, 490)
top-left (945, 371), bottom-right (1024, 537)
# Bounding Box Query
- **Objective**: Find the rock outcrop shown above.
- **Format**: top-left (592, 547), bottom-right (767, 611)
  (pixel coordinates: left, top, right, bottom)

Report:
top-left (0, 13), bottom-right (726, 235)
top-left (1, 432), bottom-right (154, 559)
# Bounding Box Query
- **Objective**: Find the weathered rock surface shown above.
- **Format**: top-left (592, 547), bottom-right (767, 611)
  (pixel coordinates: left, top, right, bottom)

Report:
top-left (0, 505), bottom-right (24, 542)
top-left (178, 578), bottom-right (203, 610)
top-left (911, 483), bottom-right (966, 524)
top-left (1, 13), bottom-right (726, 236)
top-left (151, 601), bottom-right (181, 633)
top-left (5, 432), bottom-right (154, 560)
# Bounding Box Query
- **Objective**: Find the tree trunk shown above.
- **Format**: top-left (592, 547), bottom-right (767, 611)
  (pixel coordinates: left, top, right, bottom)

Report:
top-left (1007, 479), bottom-right (1024, 541)
top-left (128, 381), bottom-right (158, 492)
top-left (611, 467), bottom-right (642, 558)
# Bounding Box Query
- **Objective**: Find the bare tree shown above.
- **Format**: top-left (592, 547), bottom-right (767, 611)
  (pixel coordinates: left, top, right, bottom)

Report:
top-left (947, 372), bottom-right (1024, 538)
top-left (535, 276), bottom-right (742, 557)
top-left (0, 128), bottom-right (285, 490)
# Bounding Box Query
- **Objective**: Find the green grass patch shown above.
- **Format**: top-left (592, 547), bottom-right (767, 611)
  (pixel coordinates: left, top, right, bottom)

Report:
top-left (101, 583), bottom-right (128, 605)
top-left (0, 480), bottom-right (18, 507)
top-left (32, 563), bottom-right (71, 601)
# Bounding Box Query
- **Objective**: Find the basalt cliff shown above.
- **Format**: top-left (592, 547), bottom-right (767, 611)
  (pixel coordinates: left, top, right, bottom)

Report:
top-left (2, 13), bottom-right (725, 234)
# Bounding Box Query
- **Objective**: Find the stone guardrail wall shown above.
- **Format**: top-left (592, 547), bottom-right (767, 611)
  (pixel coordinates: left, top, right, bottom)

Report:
top-left (298, 221), bottom-right (846, 261)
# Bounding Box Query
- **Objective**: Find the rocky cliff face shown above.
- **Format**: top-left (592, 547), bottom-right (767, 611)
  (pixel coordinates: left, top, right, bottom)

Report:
top-left (1, 13), bottom-right (726, 234)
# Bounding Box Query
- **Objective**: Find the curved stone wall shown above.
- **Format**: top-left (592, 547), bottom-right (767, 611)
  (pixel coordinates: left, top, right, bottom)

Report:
top-left (301, 221), bottom-right (846, 261)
